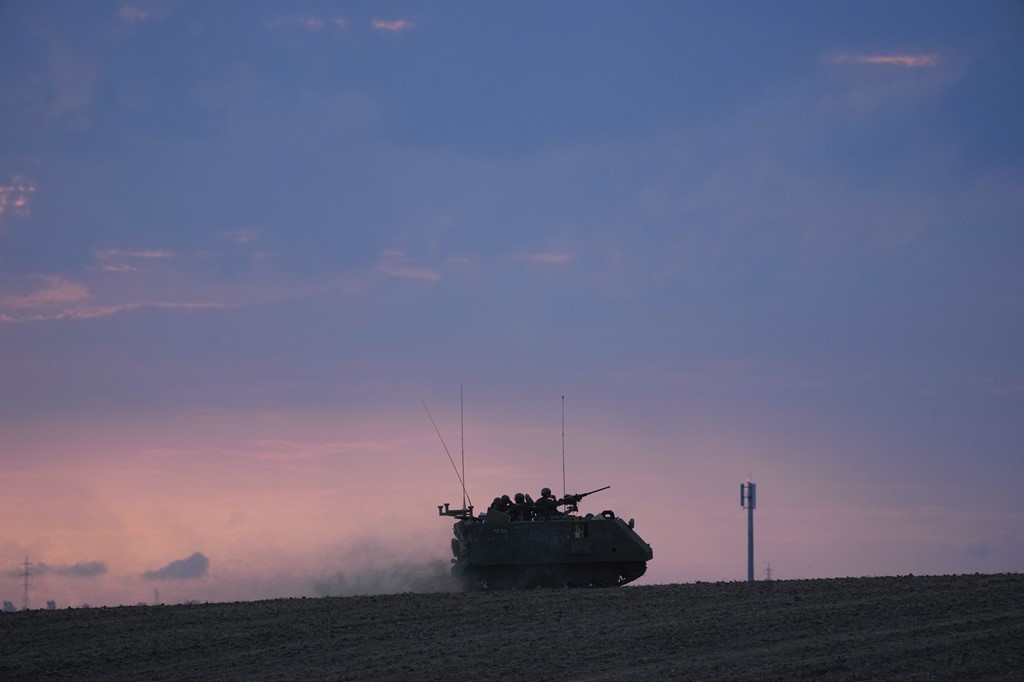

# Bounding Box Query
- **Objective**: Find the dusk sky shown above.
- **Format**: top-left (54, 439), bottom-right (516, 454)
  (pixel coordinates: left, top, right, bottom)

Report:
top-left (2, 1), bottom-right (1023, 607)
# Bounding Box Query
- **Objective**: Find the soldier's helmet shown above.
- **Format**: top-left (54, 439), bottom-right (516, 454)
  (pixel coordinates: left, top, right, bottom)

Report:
top-left (541, 487), bottom-right (551, 497)
top-left (501, 495), bottom-right (511, 504)
top-left (514, 492), bottom-right (525, 503)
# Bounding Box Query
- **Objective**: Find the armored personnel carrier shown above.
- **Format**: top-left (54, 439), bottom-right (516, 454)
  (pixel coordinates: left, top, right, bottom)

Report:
top-left (438, 487), bottom-right (652, 590)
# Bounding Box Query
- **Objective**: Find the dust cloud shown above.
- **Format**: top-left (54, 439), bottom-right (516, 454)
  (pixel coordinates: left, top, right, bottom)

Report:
top-left (309, 538), bottom-right (457, 597)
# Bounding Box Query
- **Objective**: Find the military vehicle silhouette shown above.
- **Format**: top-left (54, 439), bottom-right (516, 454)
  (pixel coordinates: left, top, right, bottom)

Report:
top-left (438, 486), bottom-right (652, 589)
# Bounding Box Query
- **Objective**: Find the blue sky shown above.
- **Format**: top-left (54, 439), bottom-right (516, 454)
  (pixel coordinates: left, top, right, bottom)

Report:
top-left (2, 1), bottom-right (1023, 606)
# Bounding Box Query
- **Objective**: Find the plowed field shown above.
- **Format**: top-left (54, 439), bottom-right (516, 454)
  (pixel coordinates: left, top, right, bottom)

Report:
top-left (2, 573), bottom-right (1021, 680)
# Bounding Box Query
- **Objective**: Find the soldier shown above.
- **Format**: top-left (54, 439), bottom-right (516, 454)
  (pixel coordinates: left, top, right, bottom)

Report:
top-left (510, 492), bottom-right (532, 521)
top-left (534, 487), bottom-right (560, 517)
top-left (495, 494), bottom-right (512, 514)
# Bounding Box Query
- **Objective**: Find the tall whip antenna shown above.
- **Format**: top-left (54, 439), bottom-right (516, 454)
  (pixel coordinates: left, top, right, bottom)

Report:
top-left (422, 398), bottom-right (472, 508)
top-left (561, 395), bottom-right (566, 499)
top-left (461, 385), bottom-right (466, 510)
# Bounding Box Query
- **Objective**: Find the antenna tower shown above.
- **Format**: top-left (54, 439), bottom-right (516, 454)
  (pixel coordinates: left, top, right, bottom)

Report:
top-left (740, 481), bottom-right (756, 582)
top-left (21, 556), bottom-right (32, 610)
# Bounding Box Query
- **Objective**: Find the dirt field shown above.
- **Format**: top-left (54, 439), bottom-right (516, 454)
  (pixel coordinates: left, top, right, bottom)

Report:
top-left (2, 573), bottom-right (1021, 680)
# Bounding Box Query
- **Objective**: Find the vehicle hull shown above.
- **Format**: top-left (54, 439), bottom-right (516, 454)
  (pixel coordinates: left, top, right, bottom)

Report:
top-left (449, 512), bottom-right (652, 589)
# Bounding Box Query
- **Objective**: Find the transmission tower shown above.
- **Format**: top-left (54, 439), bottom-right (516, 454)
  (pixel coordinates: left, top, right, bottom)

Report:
top-left (21, 556), bottom-right (32, 611)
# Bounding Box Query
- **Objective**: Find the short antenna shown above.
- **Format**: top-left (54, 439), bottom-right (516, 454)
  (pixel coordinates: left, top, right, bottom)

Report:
top-left (422, 398), bottom-right (472, 508)
top-left (561, 395), bottom-right (566, 499)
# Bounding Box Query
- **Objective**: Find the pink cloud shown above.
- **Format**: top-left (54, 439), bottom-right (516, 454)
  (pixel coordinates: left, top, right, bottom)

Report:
top-left (94, 248), bottom-right (176, 274)
top-left (525, 252), bottom-right (575, 267)
top-left (267, 16), bottom-right (349, 31)
top-left (117, 6), bottom-right (150, 23)
top-left (0, 175), bottom-right (37, 225)
top-left (94, 248), bottom-right (175, 260)
top-left (2, 304), bottom-right (188, 323)
top-left (372, 18), bottom-right (415, 32)
top-left (828, 53), bottom-right (940, 68)
top-left (0, 275), bottom-right (89, 309)
top-left (378, 250), bottom-right (441, 282)
top-left (117, 2), bottom-right (171, 24)
top-left (224, 229), bottom-right (259, 245)
top-left (60, 301), bottom-right (230, 320)
top-left (0, 286), bottom-right (231, 323)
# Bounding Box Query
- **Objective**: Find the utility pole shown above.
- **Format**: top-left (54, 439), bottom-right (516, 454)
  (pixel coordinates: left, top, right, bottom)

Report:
top-left (740, 481), bottom-right (756, 582)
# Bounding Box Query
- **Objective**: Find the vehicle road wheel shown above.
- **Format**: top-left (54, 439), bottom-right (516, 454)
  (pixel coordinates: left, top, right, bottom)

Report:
top-left (566, 565), bottom-right (593, 588)
top-left (460, 568), bottom-right (484, 592)
top-left (485, 566), bottom-right (516, 590)
top-left (592, 563), bottom-right (619, 588)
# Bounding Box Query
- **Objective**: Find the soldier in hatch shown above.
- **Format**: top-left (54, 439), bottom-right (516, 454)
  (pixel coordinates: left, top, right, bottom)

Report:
top-left (510, 492), bottom-right (533, 521)
top-left (534, 487), bottom-right (561, 517)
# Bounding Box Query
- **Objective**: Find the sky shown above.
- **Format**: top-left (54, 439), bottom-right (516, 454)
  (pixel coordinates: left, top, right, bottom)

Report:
top-left (2, 1), bottom-right (1023, 607)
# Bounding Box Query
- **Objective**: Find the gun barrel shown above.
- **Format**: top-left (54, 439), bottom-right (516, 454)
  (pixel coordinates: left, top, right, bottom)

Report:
top-left (579, 485), bottom-right (611, 498)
